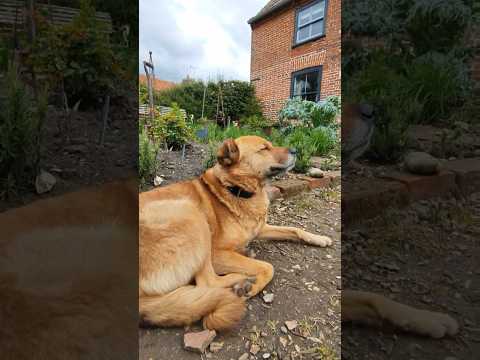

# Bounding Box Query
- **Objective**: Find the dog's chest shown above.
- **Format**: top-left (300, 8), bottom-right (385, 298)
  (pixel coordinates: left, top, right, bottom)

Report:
top-left (217, 215), bottom-right (266, 251)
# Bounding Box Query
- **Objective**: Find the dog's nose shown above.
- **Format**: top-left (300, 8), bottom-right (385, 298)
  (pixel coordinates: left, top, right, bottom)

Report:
top-left (289, 148), bottom-right (297, 155)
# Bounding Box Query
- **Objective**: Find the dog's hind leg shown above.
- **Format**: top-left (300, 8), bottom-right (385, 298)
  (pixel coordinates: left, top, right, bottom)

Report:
top-left (195, 253), bottom-right (249, 289)
top-left (212, 250), bottom-right (273, 297)
top-left (343, 290), bottom-right (458, 338)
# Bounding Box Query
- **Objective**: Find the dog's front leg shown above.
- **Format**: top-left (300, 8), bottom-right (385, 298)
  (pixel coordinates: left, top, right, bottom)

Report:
top-left (343, 290), bottom-right (459, 338)
top-left (256, 224), bottom-right (332, 247)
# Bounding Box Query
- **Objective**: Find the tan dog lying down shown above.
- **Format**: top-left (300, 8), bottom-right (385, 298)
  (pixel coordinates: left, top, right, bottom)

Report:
top-left (139, 136), bottom-right (458, 338)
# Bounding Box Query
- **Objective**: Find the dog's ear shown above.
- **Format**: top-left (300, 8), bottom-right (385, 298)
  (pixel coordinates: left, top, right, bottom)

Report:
top-left (217, 138), bottom-right (239, 167)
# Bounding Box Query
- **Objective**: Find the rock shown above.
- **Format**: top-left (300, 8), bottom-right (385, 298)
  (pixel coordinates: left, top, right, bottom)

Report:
top-left (238, 353), bottom-right (249, 360)
top-left (263, 353), bottom-right (271, 359)
top-left (279, 337), bottom-right (288, 348)
top-left (250, 344), bottom-right (261, 355)
top-left (405, 152), bottom-right (440, 175)
top-left (184, 330), bottom-right (216, 353)
top-left (263, 293), bottom-right (274, 303)
top-left (285, 320), bottom-right (298, 331)
top-left (209, 341), bottom-right (224, 353)
top-left (154, 175), bottom-right (164, 186)
top-left (280, 326), bottom-right (288, 334)
top-left (307, 167), bottom-right (324, 178)
top-left (292, 264), bottom-right (301, 270)
top-left (35, 170), bottom-right (56, 194)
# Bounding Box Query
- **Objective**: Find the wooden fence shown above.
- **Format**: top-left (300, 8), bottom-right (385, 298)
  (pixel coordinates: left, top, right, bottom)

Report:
top-left (0, 0), bottom-right (112, 34)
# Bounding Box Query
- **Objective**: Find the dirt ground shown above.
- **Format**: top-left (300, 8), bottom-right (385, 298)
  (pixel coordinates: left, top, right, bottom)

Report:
top-left (342, 192), bottom-right (480, 359)
top-left (0, 96), bottom-right (137, 211)
top-left (139, 146), bottom-right (341, 360)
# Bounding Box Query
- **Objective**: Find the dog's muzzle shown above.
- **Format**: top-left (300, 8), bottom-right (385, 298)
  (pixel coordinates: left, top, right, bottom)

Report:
top-left (267, 154), bottom-right (296, 177)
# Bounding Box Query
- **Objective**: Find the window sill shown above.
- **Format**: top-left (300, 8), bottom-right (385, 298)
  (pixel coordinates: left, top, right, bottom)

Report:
top-left (292, 34), bottom-right (326, 49)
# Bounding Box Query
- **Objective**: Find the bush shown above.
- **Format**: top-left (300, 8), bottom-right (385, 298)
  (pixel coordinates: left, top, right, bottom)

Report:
top-left (30, 0), bottom-right (126, 108)
top-left (240, 114), bottom-right (270, 130)
top-left (139, 125), bottom-right (157, 184)
top-left (156, 79), bottom-right (262, 121)
top-left (151, 103), bottom-right (193, 150)
top-left (278, 96), bottom-right (340, 128)
top-left (0, 67), bottom-right (47, 197)
top-left (203, 141), bottom-right (221, 170)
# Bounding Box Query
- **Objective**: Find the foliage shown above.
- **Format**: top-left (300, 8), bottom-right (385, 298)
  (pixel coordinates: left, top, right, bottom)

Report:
top-left (240, 114), bottom-right (270, 130)
top-left (151, 103), bottom-right (193, 150)
top-left (203, 141), bottom-right (221, 169)
top-left (139, 124), bottom-right (157, 184)
top-left (30, 0), bottom-right (127, 108)
top-left (406, 0), bottom-right (472, 54)
top-left (0, 67), bottom-right (47, 198)
top-left (139, 82), bottom-right (149, 105)
top-left (156, 79), bottom-right (262, 121)
top-left (278, 96), bottom-right (340, 128)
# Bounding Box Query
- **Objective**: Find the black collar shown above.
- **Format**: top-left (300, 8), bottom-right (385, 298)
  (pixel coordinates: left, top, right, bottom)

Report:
top-left (227, 185), bottom-right (255, 199)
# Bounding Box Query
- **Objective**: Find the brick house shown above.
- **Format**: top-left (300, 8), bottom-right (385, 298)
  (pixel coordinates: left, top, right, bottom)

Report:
top-left (248, 0), bottom-right (340, 121)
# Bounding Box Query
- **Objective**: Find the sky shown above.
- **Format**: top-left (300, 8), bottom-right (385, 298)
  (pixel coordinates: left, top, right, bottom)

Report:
top-left (139, 0), bottom-right (266, 83)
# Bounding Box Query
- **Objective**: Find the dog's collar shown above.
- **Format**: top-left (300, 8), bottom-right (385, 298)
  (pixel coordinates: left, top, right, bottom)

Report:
top-left (226, 185), bottom-right (255, 199)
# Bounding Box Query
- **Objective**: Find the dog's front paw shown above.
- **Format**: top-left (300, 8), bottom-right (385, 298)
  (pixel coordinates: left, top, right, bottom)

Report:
top-left (232, 276), bottom-right (256, 298)
top-left (305, 233), bottom-right (332, 247)
top-left (392, 308), bottom-right (459, 338)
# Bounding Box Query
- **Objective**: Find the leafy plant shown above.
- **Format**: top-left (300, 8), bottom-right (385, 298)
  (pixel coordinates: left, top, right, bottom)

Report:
top-left (0, 67), bottom-right (47, 198)
top-left (156, 79), bottom-right (262, 121)
top-left (240, 114), bottom-right (270, 130)
top-left (151, 103), bottom-right (193, 150)
top-left (203, 141), bottom-right (220, 169)
top-left (278, 96), bottom-right (340, 128)
top-left (30, 0), bottom-right (126, 108)
top-left (139, 125), bottom-right (157, 184)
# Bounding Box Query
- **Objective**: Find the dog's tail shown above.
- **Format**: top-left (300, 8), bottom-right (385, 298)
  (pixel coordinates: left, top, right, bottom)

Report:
top-left (139, 285), bottom-right (245, 330)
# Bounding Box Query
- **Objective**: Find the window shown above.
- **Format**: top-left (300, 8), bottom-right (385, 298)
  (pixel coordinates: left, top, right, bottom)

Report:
top-left (294, 0), bottom-right (326, 45)
top-left (291, 67), bottom-right (322, 102)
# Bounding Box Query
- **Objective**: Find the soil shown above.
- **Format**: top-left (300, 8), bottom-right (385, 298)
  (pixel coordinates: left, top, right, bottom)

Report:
top-left (0, 96), bottom-right (137, 212)
top-left (342, 192), bottom-right (480, 359)
top-left (139, 147), bottom-right (341, 360)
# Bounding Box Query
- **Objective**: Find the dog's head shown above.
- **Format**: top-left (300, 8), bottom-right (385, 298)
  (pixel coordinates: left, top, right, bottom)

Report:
top-left (216, 136), bottom-right (296, 179)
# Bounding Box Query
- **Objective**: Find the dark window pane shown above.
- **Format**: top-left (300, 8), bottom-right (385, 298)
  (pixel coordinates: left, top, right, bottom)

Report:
top-left (293, 77), bottom-right (305, 96)
top-left (305, 71), bottom-right (319, 93)
top-left (304, 93), bottom-right (317, 102)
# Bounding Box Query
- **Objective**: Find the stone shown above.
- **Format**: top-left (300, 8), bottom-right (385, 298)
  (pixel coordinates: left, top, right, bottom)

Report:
top-left (307, 167), bottom-right (324, 178)
top-left (209, 341), bottom-right (224, 353)
top-left (263, 293), bottom-right (274, 303)
top-left (154, 175), bottom-right (164, 186)
top-left (280, 326), bottom-right (288, 334)
top-left (266, 185), bottom-right (282, 201)
top-left (279, 337), bottom-right (288, 348)
top-left (263, 353), bottom-right (271, 359)
top-left (184, 330), bottom-right (216, 353)
top-left (35, 170), bottom-right (56, 194)
top-left (285, 320), bottom-right (298, 331)
top-left (250, 344), bottom-right (261, 355)
top-left (405, 152), bottom-right (441, 175)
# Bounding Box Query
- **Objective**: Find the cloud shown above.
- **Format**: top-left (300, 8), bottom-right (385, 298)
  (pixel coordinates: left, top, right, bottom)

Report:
top-left (139, 0), bottom-right (265, 82)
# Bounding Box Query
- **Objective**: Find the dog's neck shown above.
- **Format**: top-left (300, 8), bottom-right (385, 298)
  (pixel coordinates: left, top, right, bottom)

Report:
top-left (200, 168), bottom-right (263, 217)
top-left (226, 185), bottom-right (255, 199)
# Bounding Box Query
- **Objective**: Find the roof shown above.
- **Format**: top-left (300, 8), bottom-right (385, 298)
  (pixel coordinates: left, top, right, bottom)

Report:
top-left (139, 75), bottom-right (176, 92)
top-left (248, 0), bottom-right (293, 25)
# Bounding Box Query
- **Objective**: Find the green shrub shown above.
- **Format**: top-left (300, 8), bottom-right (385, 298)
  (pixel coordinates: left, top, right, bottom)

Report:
top-left (278, 96), bottom-right (340, 128)
top-left (156, 79), bottom-right (262, 121)
top-left (30, 0), bottom-right (126, 107)
top-left (0, 67), bottom-right (47, 198)
top-left (240, 114), bottom-right (270, 130)
top-left (203, 141), bottom-right (221, 169)
top-left (139, 125), bottom-right (157, 184)
top-left (284, 128), bottom-right (316, 172)
top-left (406, 51), bottom-right (471, 122)
top-left (151, 103), bottom-right (193, 150)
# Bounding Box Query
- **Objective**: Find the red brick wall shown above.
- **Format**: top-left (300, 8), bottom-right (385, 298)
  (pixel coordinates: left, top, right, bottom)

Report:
top-left (250, 0), bottom-right (341, 121)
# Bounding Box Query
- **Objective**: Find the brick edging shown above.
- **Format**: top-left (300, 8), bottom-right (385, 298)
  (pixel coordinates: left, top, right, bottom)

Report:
top-left (342, 158), bottom-right (480, 225)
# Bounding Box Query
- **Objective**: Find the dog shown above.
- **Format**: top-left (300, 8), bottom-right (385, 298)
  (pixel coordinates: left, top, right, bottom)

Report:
top-left (0, 180), bottom-right (138, 359)
top-left (139, 136), bottom-right (333, 330)
top-left (140, 134), bottom-right (459, 338)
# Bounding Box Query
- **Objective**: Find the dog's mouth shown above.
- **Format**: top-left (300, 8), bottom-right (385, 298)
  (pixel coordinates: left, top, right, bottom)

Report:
top-left (266, 156), bottom-right (296, 178)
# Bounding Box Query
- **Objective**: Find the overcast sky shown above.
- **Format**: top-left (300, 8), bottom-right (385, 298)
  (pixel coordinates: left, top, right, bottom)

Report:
top-left (139, 0), bottom-right (266, 83)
